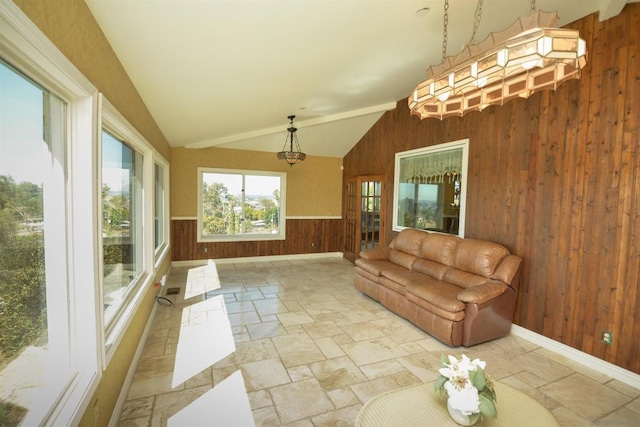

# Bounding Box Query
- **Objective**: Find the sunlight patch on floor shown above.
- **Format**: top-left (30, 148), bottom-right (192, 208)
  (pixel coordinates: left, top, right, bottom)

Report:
top-left (171, 295), bottom-right (235, 388)
top-left (184, 260), bottom-right (221, 300)
top-left (167, 370), bottom-right (254, 427)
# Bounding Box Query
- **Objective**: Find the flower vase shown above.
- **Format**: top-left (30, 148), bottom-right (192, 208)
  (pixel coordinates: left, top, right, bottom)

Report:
top-left (447, 400), bottom-right (480, 426)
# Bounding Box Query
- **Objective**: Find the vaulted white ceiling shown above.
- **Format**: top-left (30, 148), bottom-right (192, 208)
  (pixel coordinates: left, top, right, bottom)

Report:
top-left (85, 0), bottom-right (635, 158)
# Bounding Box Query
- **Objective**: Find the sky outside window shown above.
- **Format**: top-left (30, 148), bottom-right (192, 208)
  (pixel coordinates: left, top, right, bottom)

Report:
top-left (0, 61), bottom-right (45, 186)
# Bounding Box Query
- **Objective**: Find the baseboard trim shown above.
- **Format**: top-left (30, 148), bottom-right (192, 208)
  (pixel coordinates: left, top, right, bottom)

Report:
top-left (172, 252), bottom-right (344, 267)
top-left (510, 324), bottom-right (640, 389)
top-left (108, 292), bottom-right (161, 426)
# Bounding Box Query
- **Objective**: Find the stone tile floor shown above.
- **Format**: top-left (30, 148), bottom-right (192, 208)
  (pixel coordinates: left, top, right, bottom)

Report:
top-left (118, 257), bottom-right (640, 426)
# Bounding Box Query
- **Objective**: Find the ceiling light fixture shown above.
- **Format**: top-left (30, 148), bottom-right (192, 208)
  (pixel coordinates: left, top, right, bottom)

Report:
top-left (276, 115), bottom-right (306, 166)
top-left (409, 0), bottom-right (587, 120)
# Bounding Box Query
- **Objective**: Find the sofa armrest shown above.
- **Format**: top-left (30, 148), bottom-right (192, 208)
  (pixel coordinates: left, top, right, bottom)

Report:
top-left (359, 247), bottom-right (391, 260)
top-left (457, 281), bottom-right (508, 304)
top-left (492, 255), bottom-right (522, 290)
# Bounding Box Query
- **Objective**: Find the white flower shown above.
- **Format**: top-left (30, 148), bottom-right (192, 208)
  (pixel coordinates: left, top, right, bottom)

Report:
top-left (439, 354), bottom-right (483, 380)
top-left (447, 384), bottom-right (480, 415)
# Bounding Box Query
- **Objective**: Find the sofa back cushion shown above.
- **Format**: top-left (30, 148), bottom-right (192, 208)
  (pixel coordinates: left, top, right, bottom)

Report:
top-left (419, 233), bottom-right (461, 266)
top-left (390, 228), bottom-right (427, 256)
top-left (451, 239), bottom-right (509, 278)
top-left (443, 268), bottom-right (490, 289)
top-left (412, 258), bottom-right (449, 280)
top-left (389, 249), bottom-right (417, 270)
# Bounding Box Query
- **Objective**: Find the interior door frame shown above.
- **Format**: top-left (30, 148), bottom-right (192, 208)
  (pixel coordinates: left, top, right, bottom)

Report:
top-left (343, 174), bottom-right (386, 262)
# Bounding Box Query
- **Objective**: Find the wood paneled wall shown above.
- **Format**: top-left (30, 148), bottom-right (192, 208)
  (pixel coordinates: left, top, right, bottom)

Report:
top-left (172, 218), bottom-right (343, 261)
top-left (344, 4), bottom-right (640, 374)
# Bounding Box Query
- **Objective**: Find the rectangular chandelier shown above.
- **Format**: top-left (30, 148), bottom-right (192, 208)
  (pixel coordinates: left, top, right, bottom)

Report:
top-left (409, 11), bottom-right (587, 120)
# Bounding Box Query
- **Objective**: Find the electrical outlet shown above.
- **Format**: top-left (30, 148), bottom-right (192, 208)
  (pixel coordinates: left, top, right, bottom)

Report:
top-left (203, 247), bottom-right (208, 252)
top-left (311, 242), bottom-right (315, 247)
top-left (601, 330), bottom-right (613, 345)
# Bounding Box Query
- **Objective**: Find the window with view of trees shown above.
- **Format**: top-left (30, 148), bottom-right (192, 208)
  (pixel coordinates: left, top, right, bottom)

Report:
top-left (393, 139), bottom-right (469, 237)
top-left (198, 169), bottom-right (286, 241)
top-left (101, 130), bottom-right (144, 329)
top-left (0, 59), bottom-right (74, 425)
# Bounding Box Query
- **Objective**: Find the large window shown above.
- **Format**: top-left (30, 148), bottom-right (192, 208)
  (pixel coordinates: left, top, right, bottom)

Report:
top-left (101, 130), bottom-right (144, 328)
top-left (0, 7), bottom-right (99, 422)
top-left (393, 139), bottom-right (469, 237)
top-left (154, 160), bottom-right (169, 263)
top-left (100, 98), bottom-right (159, 358)
top-left (198, 168), bottom-right (286, 241)
top-left (1, 3), bottom-right (170, 424)
top-left (0, 58), bottom-right (72, 425)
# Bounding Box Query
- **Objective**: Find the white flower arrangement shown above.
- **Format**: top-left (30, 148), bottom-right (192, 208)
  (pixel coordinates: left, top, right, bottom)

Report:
top-left (434, 354), bottom-right (497, 418)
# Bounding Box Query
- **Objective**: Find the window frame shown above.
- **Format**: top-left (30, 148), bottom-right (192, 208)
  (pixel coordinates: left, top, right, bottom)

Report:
top-left (197, 167), bottom-right (287, 242)
top-left (98, 95), bottom-right (155, 365)
top-left (392, 138), bottom-right (469, 237)
top-left (0, 2), bottom-right (100, 425)
top-left (153, 156), bottom-right (170, 268)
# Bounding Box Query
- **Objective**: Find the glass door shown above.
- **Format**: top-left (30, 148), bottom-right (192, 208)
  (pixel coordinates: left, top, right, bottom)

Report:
top-left (344, 175), bottom-right (385, 261)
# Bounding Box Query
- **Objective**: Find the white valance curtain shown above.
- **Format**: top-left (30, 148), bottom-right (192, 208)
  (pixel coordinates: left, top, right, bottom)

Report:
top-left (400, 148), bottom-right (463, 183)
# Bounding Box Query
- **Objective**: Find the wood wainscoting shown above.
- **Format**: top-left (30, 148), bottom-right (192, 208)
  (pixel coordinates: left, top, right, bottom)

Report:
top-left (171, 218), bottom-right (344, 261)
top-left (343, 5), bottom-right (640, 374)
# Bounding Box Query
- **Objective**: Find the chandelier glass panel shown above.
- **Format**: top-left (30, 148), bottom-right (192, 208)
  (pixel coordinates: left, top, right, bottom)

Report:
top-left (408, 1), bottom-right (587, 120)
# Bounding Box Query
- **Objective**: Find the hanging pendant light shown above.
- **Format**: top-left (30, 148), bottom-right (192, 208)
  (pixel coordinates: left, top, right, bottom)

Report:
top-left (409, 0), bottom-right (587, 120)
top-left (276, 115), bottom-right (306, 166)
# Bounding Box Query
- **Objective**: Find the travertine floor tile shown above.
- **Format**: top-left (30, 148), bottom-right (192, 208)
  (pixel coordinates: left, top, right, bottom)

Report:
top-left (241, 358), bottom-right (290, 391)
top-left (396, 352), bottom-right (442, 382)
top-left (341, 336), bottom-right (409, 366)
top-left (252, 406), bottom-right (279, 427)
top-left (309, 356), bottom-right (367, 391)
top-left (310, 404), bottom-right (361, 426)
top-left (271, 333), bottom-right (326, 367)
top-left (339, 322), bottom-right (385, 341)
top-left (121, 258), bottom-right (640, 427)
top-left (277, 311), bottom-right (315, 326)
top-left (246, 321), bottom-right (288, 339)
top-left (270, 378), bottom-right (334, 424)
top-left (327, 387), bottom-right (360, 409)
top-left (120, 396), bottom-right (154, 420)
top-left (302, 320), bottom-right (344, 338)
top-left (539, 373), bottom-right (631, 420)
top-left (349, 376), bottom-right (400, 404)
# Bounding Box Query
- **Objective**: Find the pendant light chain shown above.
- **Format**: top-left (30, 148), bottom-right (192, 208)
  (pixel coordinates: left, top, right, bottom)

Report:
top-left (441, 0), bottom-right (449, 61)
top-left (442, 0), bottom-right (485, 63)
top-left (469, 0), bottom-right (484, 44)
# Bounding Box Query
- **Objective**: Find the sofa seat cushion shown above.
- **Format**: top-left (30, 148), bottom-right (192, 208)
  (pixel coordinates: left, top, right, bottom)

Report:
top-left (407, 294), bottom-right (465, 322)
top-left (380, 276), bottom-right (408, 296)
top-left (406, 278), bottom-right (465, 313)
top-left (381, 267), bottom-right (425, 287)
top-left (355, 266), bottom-right (382, 284)
top-left (355, 258), bottom-right (394, 277)
top-left (378, 266), bottom-right (424, 295)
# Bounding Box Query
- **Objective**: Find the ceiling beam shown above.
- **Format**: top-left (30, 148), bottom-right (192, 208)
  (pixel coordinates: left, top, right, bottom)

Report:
top-left (184, 102), bottom-right (397, 149)
top-left (598, 0), bottom-right (628, 21)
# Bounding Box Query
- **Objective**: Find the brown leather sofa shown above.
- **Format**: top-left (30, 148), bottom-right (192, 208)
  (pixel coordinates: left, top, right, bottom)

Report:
top-left (354, 228), bottom-right (522, 347)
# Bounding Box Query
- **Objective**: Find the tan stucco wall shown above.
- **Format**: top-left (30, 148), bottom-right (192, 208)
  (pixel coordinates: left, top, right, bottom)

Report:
top-left (13, 0), bottom-right (171, 160)
top-left (171, 146), bottom-right (343, 217)
top-left (12, 1), bottom-right (172, 425)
